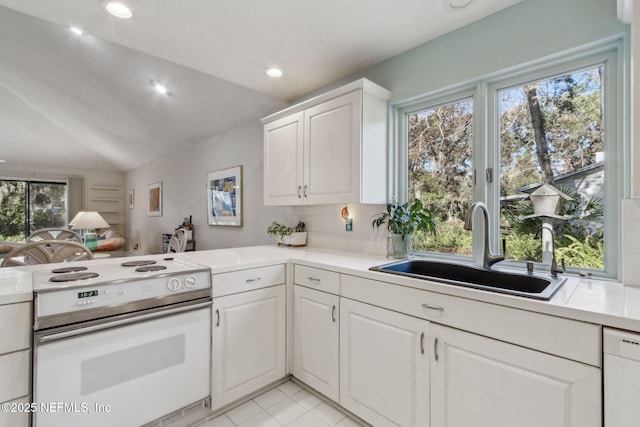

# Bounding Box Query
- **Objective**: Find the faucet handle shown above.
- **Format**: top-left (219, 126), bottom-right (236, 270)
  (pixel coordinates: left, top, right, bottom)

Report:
top-left (501, 238), bottom-right (506, 257)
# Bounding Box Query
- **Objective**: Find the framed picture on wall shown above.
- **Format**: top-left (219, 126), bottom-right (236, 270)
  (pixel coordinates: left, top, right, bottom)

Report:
top-left (148, 182), bottom-right (162, 216)
top-left (206, 165), bottom-right (242, 226)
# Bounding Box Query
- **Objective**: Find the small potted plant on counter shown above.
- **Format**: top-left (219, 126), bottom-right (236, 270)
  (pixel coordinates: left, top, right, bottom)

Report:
top-left (372, 199), bottom-right (436, 258)
top-left (267, 221), bottom-right (307, 247)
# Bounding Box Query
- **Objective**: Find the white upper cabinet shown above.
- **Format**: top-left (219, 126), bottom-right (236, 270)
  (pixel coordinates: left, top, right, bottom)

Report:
top-left (262, 78), bottom-right (391, 206)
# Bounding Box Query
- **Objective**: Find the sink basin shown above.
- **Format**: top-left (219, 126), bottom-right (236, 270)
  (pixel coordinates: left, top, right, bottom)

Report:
top-left (369, 259), bottom-right (565, 300)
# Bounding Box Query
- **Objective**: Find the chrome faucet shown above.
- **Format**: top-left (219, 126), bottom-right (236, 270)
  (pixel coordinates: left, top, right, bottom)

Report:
top-left (464, 202), bottom-right (505, 269)
top-left (534, 226), bottom-right (565, 278)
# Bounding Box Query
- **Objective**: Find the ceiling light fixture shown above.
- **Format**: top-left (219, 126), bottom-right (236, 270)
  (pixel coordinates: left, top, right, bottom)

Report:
top-left (152, 81), bottom-right (168, 95)
top-left (443, 0), bottom-right (476, 11)
top-left (266, 68), bottom-right (283, 78)
top-left (104, 2), bottom-right (133, 19)
top-left (69, 26), bottom-right (86, 36)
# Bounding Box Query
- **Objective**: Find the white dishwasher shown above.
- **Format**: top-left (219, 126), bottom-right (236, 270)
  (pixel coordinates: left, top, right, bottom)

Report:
top-left (604, 327), bottom-right (640, 426)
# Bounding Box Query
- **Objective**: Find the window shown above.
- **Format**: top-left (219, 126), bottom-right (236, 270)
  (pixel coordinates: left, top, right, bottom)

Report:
top-left (0, 180), bottom-right (67, 241)
top-left (396, 41), bottom-right (624, 278)
top-left (406, 96), bottom-right (474, 255)
top-left (497, 67), bottom-right (605, 270)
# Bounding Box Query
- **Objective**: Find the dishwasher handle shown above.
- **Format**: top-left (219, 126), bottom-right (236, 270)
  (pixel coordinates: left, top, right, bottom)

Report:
top-left (604, 327), bottom-right (640, 362)
top-left (36, 299), bottom-right (212, 345)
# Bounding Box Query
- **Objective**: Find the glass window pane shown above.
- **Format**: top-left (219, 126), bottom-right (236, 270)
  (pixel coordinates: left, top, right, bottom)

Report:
top-left (0, 180), bottom-right (26, 241)
top-left (28, 182), bottom-right (67, 234)
top-left (407, 98), bottom-right (473, 255)
top-left (498, 66), bottom-right (605, 270)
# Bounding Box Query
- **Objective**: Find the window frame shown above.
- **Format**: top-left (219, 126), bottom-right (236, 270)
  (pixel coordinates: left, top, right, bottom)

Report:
top-left (391, 37), bottom-right (628, 279)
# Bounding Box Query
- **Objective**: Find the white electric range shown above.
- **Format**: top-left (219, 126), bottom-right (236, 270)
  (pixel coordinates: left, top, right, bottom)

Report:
top-left (31, 256), bottom-right (213, 427)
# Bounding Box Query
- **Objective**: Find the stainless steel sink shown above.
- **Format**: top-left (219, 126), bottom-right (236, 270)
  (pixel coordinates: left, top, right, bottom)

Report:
top-left (369, 259), bottom-right (565, 300)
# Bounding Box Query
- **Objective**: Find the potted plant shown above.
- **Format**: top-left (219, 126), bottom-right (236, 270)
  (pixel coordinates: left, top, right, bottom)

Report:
top-left (267, 221), bottom-right (307, 247)
top-left (372, 199), bottom-right (436, 258)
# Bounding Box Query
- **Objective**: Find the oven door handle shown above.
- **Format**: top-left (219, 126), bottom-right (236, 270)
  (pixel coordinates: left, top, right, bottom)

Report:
top-left (37, 300), bottom-right (212, 345)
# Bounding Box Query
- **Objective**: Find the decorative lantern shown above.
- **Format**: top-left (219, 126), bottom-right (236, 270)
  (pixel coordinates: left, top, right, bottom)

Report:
top-left (525, 184), bottom-right (572, 219)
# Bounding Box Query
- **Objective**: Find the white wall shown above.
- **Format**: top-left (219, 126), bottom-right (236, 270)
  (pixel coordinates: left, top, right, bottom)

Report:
top-left (125, 121), bottom-right (285, 253)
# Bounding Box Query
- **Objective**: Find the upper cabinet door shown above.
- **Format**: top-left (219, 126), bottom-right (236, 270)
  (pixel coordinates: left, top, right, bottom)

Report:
top-left (261, 78), bottom-right (390, 206)
top-left (263, 112), bottom-right (304, 205)
top-left (304, 91), bottom-right (361, 204)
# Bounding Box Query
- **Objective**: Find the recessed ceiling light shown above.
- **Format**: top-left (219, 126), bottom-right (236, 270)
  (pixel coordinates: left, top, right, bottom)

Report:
top-left (0, 160), bottom-right (6, 163)
top-left (266, 68), bottom-right (283, 78)
top-left (152, 81), bottom-right (168, 95)
top-left (104, 2), bottom-right (133, 19)
top-left (443, 0), bottom-right (476, 11)
top-left (70, 26), bottom-right (86, 36)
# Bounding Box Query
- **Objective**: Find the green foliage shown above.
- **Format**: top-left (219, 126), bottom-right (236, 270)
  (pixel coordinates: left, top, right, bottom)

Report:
top-left (372, 199), bottom-right (436, 239)
top-left (414, 220), bottom-right (471, 255)
top-left (267, 221), bottom-right (305, 238)
top-left (556, 235), bottom-right (604, 269)
top-left (0, 181), bottom-right (26, 241)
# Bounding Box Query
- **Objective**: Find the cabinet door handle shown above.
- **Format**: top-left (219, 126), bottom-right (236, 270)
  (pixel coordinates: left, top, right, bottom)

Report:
top-left (298, 186), bottom-right (302, 198)
top-left (420, 332), bottom-right (425, 355)
top-left (216, 309), bottom-right (220, 327)
top-left (246, 277), bottom-right (262, 283)
top-left (434, 337), bottom-right (439, 361)
top-left (422, 303), bottom-right (444, 312)
top-left (304, 185), bottom-right (308, 198)
top-left (308, 277), bottom-right (321, 284)
top-left (332, 305), bottom-right (336, 323)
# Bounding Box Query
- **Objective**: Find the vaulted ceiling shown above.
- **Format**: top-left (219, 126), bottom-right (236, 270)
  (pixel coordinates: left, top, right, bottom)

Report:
top-left (0, 0), bottom-right (522, 172)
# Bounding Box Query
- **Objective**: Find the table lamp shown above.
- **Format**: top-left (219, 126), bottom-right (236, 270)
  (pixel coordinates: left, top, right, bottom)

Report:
top-left (70, 211), bottom-right (110, 251)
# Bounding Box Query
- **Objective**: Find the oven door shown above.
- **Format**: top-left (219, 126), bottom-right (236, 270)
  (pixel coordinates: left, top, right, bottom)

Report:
top-left (33, 301), bottom-right (211, 427)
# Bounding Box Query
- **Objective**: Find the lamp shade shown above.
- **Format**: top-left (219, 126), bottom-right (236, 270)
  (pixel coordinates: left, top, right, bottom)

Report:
top-left (70, 211), bottom-right (110, 230)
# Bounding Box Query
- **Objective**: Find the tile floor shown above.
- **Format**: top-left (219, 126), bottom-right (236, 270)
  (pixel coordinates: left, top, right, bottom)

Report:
top-left (198, 380), bottom-right (367, 427)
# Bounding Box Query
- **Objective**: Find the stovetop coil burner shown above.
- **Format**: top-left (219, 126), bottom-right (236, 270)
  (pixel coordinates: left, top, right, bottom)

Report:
top-left (51, 266), bottom-right (89, 274)
top-left (49, 272), bottom-right (100, 283)
top-left (135, 265), bottom-right (168, 273)
top-left (121, 260), bottom-right (157, 267)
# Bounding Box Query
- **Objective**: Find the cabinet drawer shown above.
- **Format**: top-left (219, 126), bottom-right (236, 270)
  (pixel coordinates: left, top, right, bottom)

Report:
top-left (0, 350), bottom-right (30, 403)
top-left (295, 265), bottom-right (340, 294)
top-left (342, 274), bottom-right (601, 366)
top-left (212, 264), bottom-right (285, 297)
top-left (0, 302), bottom-right (31, 355)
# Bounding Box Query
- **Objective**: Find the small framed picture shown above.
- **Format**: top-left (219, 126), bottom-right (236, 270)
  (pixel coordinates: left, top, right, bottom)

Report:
top-left (128, 189), bottom-right (134, 209)
top-left (148, 182), bottom-right (162, 217)
top-left (206, 166), bottom-right (242, 226)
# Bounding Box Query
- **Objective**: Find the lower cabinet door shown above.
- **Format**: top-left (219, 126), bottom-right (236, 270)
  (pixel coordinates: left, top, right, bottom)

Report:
top-left (340, 298), bottom-right (429, 427)
top-left (212, 285), bottom-right (286, 410)
top-left (293, 285), bottom-right (340, 401)
top-left (430, 323), bottom-right (601, 427)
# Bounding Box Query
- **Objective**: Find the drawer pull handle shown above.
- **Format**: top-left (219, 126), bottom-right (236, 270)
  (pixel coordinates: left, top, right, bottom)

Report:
top-left (246, 277), bottom-right (262, 283)
top-left (304, 185), bottom-right (308, 198)
top-left (216, 309), bottom-right (220, 327)
top-left (434, 337), bottom-right (439, 361)
top-left (308, 277), bottom-right (321, 283)
top-left (420, 332), bottom-right (425, 355)
top-left (421, 303), bottom-right (444, 312)
top-left (298, 186), bottom-right (302, 198)
top-left (332, 305), bottom-right (336, 322)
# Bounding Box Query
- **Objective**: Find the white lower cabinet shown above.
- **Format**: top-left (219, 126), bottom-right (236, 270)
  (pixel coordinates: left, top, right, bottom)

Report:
top-left (430, 323), bottom-right (601, 427)
top-left (293, 285), bottom-right (340, 401)
top-left (211, 285), bottom-right (286, 410)
top-left (339, 298), bottom-right (429, 427)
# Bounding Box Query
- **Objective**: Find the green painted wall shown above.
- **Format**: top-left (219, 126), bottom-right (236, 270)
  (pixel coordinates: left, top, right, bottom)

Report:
top-left (307, 0), bottom-right (627, 104)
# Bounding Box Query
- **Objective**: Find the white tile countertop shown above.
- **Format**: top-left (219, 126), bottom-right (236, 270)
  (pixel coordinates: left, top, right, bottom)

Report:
top-left (2, 245), bottom-right (640, 333)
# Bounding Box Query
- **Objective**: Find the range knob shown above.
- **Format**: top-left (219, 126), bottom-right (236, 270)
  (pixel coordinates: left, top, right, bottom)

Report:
top-left (184, 275), bottom-right (198, 288)
top-left (167, 277), bottom-right (181, 291)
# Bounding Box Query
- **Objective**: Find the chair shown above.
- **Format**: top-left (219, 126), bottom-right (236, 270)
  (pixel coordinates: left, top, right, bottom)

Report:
top-left (167, 228), bottom-right (188, 253)
top-left (27, 228), bottom-right (83, 243)
top-left (1, 240), bottom-right (94, 267)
